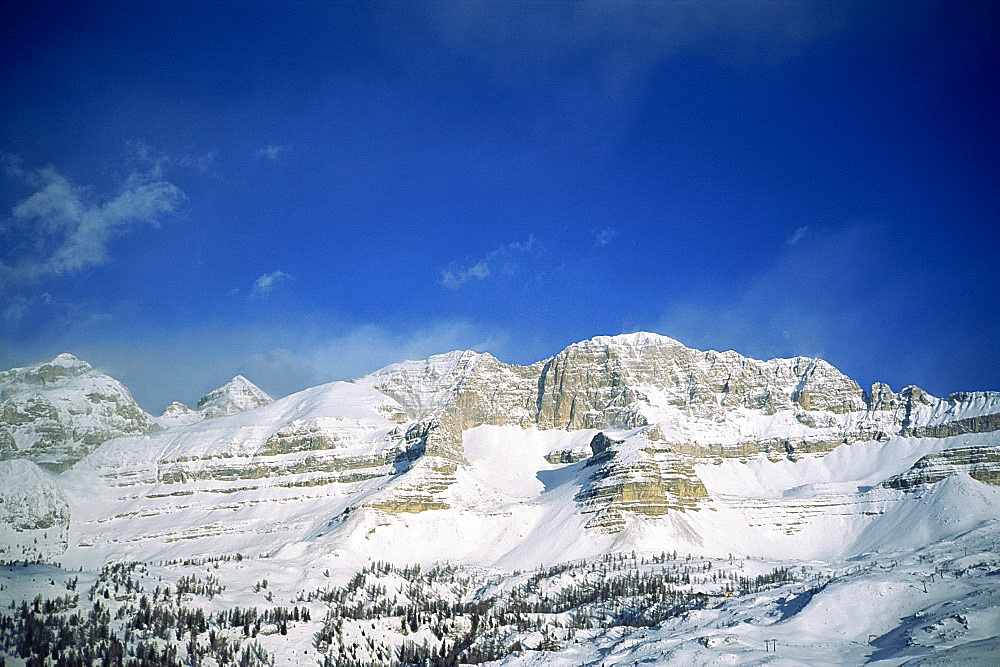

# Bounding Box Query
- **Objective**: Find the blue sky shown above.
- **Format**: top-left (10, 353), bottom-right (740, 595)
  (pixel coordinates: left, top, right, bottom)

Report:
top-left (1, 1), bottom-right (998, 413)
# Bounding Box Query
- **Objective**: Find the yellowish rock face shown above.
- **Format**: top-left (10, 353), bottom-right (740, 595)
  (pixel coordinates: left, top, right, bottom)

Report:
top-left (5, 335), bottom-right (1000, 551)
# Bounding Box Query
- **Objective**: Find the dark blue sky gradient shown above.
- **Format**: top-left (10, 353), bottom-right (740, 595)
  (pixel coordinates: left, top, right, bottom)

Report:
top-left (1, 1), bottom-right (997, 412)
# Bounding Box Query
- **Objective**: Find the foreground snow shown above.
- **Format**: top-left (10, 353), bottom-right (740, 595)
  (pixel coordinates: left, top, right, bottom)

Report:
top-left (2, 497), bottom-right (998, 666)
top-left (2, 426), bottom-right (999, 665)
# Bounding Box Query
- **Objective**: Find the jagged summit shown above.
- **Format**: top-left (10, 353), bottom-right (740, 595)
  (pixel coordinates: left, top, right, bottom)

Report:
top-left (0, 352), bottom-right (94, 387)
top-left (162, 400), bottom-right (192, 413)
top-left (195, 374), bottom-right (273, 418)
top-left (353, 332), bottom-right (963, 445)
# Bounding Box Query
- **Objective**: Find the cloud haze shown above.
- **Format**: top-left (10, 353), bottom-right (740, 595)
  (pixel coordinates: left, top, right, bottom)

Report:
top-left (594, 227), bottom-right (617, 247)
top-left (0, 318), bottom-right (514, 413)
top-left (1, 154), bottom-right (184, 284)
top-left (251, 270), bottom-right (292, 296)
top-left (439, 235), bottom-right (537, 289)
top-left (787, 226), bottom-right (809, 246)
top-left (258, 145), bottom-right (291, 160)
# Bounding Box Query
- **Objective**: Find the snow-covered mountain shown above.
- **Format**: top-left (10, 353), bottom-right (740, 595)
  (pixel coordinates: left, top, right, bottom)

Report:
top-left (0, 353), bottom-right (152, 471)
top-left (155, 374), bottom-right (273, 427)
top-left (195, 374), bottom-right (273, 418)
top-left (0, 353), bottom-right (273, 471)
top-left (2, 333), bottom-right (999, 666)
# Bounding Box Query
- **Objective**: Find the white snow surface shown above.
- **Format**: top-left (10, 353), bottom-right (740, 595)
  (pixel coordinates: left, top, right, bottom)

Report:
top-left (3, 336), bottom-right (1000, 665)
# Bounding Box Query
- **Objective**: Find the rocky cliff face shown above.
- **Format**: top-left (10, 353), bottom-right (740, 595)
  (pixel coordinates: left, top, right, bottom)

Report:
top-left (5, 334), bottom-right (1000, 558)
top-left (881, 444), bottom-right (1000, 490)
top-left (0, 458), bottom-right (70, 531)
top-left (367, 333), bottom-right (1000, 462)
top-left (358, 333), bottom-right (1000, 523)
top-left (0, 354), bottom-right (153, 471)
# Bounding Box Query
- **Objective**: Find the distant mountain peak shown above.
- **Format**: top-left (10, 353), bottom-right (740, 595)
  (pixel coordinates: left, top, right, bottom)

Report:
top-left (50, 352), bottom-right (90, 368)
top-left (195, 375), bottom-right (272, 417)
top-left (0, 354), bottom-right (152, 470)
top-left (160, 401), bottom-right (193, 415)
top-left (1, 352), bottom-right (96, 385)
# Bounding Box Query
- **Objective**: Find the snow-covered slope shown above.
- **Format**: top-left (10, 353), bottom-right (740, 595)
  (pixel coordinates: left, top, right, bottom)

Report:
top-left (155, 374), bottom-right (273, 427)
top-left (5, 334), bottom-right (999, 566)
top-left (2, 333), bottom-right (1000, 666)
top-left (0, 459), bottom-right (70, 561)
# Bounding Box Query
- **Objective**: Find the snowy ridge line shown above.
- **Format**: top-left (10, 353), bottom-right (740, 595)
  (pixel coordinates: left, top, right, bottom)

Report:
top-left (2, 334), bottom-right (1000, 664)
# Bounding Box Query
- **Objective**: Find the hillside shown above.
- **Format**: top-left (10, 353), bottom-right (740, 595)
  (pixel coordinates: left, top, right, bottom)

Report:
top-left (1, 333), bottom-right (999, 665)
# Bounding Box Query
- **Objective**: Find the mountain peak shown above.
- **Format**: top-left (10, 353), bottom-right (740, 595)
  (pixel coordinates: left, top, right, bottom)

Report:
top-left (225, 374), bottom-right (254, 389)
top-left (11, 353), bottom-right (96, 382)
top-left (50, 352), bottom-right (91, 369)
top-left (0, 353), bottom-right (152, 470)
top-left (195, 375), bottom-right (272, 417)
top-left (587, 332), bottom-right (685, 348)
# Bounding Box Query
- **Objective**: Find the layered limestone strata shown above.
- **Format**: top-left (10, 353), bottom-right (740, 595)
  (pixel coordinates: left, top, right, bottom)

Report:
top-left (361, 457), bottom-right (458, 513)
top-left (371, 335), bottom-right (1000, 469)
top-left (576, 431), bottom-right (709, 531)
top-left (881, 445), bottom-right (1000, 490)
top-left (6, 334), bottom-right (1000, 551)
top-left (154, 417), bottom-right (425, 487)
top-left (350, 334), bottom-right (1000, 522)
top-left (535, 334), bottom-right (868, 430)
top-left (911, 412), bottom-right (1000, 438)
top-left (78, 381), bottom-right (459, 556)
top-left (363, 335), bottom-right (1000, 527)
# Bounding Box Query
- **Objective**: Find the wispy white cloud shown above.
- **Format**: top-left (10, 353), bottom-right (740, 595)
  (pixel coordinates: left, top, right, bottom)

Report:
top-left (433, 3), bottom-right (851, 70)
top-left (1, 292), bottom-right (61, 325)
top-left (296, 321), bottom-right (512, 384)
top-left (786, 225), bottom-right (809, 246)
top-left (439, 235), bottom-right (537, 289)
top-left (258, 144), bottom-right (291, 160)
top-left (0, 154), bottom-right (185, 284)
top-left (2, 295), bottom-right (29, 324)
top-left (126, 140), bottom-right (218, 178)
top-left (595, 227), bottom-right (617, 247)
top-left (440, 261), bottom-right (490, 289)
top-left (177, 150), bottom-right (218, 174)
top-left (251, 270), bottom-right (292, 296)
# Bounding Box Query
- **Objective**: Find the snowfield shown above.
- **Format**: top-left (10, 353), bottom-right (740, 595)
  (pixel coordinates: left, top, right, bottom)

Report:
top-left (2, 336), bottom-right (999, 665)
